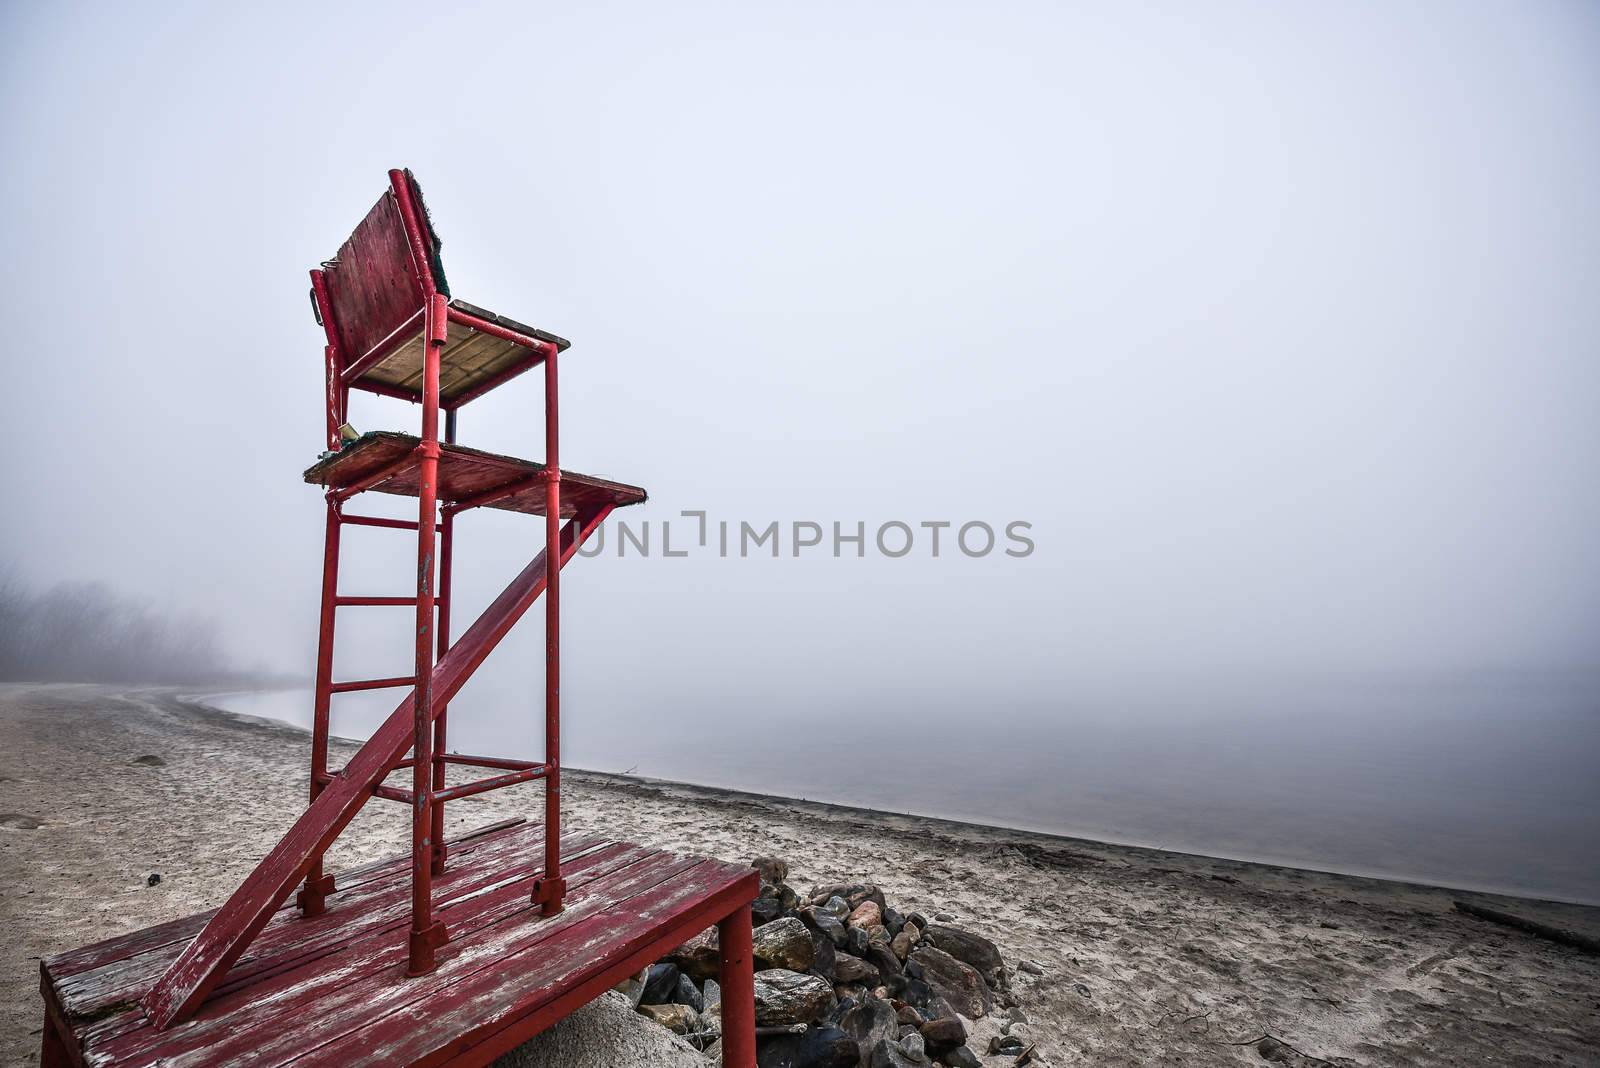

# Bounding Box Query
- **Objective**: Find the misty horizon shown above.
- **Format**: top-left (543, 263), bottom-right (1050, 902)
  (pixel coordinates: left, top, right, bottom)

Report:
top-left (2, 2), bottom-right (1597, 904)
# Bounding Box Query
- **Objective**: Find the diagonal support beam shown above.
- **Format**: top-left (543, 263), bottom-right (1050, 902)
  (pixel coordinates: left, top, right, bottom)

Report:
top-left (143, 504), bottom-right (614, 1029)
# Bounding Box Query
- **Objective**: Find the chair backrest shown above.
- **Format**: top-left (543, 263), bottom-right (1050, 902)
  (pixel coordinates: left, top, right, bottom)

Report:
top-left (321, 170), bottom-right (450, 364)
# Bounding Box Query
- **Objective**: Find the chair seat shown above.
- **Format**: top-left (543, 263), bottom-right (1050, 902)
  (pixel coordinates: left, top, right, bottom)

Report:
top-left (353, 299), bottom-right (571, 405)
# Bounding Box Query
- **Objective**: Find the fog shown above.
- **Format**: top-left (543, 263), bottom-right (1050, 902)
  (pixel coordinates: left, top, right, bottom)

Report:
top-left (0, 573), bottom-right (243, 684)
top-left (3, 3), bottom-right (1597, 897)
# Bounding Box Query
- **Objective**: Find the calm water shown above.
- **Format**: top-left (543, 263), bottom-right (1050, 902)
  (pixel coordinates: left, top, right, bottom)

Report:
top-left (199, 681), bottom-right (1600, 905)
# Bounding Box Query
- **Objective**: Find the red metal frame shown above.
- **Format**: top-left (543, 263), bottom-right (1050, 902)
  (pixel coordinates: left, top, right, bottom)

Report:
top-left (300, 172), bottom-right (574, 972)
top-left (117, 169), bottom-right (756, 1065)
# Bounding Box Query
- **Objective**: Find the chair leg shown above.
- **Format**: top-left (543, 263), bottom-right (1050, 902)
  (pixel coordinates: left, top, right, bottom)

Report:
top-left (718, 903), bottom-right (755, 1068)
top-left (41, 1009), bottom-right (71, 1068)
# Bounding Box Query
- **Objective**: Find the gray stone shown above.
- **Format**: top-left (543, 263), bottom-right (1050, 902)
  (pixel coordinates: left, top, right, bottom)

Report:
top-left (869, 1037), bottom-right (930, 1068)
top-left (919, 1016), bottom-right (965, 1056)
top-left (751, 856), bottom-right (790, 885)
top-left (907, 947), bottom-right (990, 1019)
top-left (941, 1047), bottom-right (981, 1068)
top-left (613, 968), bottom-right (647, 1008)
top-left (837, 995), bottom-right (898, 1064)
top-left (642, 962), bottom-right (680, 1005)
top-left (812, 929), bottom-right (838, 982)
top-left (492, 990), bottom-right (705, 1067)
top-left (639, 1002), bottom-right (698, 1034)
top-left (754, 916), bottom-right (817, 972)
top-left (754, 884), bottom-right (786, 925)
top-left (754, 969), bottom-right (836, 1026)
top-left (921, 927), bottom-right (1003, 986)
top-left (665, 927), bottom-right (721, 982)
top-left (803, 908), bottom-right (850, 948)
top-left (673, 972), bottom-right (703, 1012)
top-left (833, 952), bottom-right (879, 985)
top-left (863, 942), bottom-right (903, 980)
top-left (755, 1025), bottom-right (859, 1068)
top-left (890, 931), bottom-right (914, 960)
top-left (811, 883), bottom-right (887, 913)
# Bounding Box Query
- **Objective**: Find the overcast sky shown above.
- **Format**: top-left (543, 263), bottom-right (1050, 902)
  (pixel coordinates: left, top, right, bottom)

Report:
top-left (2, 2), bottom-right (1597, 763)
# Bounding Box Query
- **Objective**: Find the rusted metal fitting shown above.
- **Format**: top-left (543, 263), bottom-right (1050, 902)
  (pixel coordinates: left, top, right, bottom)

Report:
top-left (531, 875), bottom-right (567, 916)
top-left (428, 293), bottom-right (450, 346)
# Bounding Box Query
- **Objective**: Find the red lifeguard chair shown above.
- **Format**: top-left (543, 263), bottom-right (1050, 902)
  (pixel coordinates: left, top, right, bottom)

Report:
top-left (38, 169), bottom-right (759, 1067)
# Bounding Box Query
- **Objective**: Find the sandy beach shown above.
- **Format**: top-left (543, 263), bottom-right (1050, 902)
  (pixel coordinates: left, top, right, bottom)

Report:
top-left (1, 682), bottom-right (1597, 1067)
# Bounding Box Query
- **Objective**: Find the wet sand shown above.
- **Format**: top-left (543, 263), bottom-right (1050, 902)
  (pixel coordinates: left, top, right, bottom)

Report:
top-left (1, 683), bottom-right (1596, 1066)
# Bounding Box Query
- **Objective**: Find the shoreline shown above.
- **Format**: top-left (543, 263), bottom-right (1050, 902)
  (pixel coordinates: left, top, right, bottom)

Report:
top-left (3, 681), bottom-right (1597, 1066)
top-left (185, 686), bottom-right (1600, 910)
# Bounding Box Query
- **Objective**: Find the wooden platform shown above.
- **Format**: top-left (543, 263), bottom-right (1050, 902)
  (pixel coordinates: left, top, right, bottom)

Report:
top-left (41, 821), bottom-right (758, 1068)
top-left (304, 432), bottom-right (648, 518)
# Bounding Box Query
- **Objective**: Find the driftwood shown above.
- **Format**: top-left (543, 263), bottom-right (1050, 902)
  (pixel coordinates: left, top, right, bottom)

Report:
top-left (1454, 901), bottom-right (1600, 956)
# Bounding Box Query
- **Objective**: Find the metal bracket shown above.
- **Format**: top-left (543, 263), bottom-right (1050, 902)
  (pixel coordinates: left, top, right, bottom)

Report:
top-left (405, 920), bottom-right (449, 977)
top-left (294, 873), bottom-right (337, 918)
top-left (531, 875), bottom-right (567, 917)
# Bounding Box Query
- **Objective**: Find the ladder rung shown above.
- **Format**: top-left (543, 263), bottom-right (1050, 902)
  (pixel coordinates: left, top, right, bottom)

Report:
top-left (329, 676), bottom-right (416, 694)
top-left (436, 766), bottom-right (546, 802)
top-left (369, 765), bottom-right (547, 806)
top-left (334, 596), bottom-right (420, 607)
top-left (442, 753), bottom-right (542, 772)
top-left (339, 514), bottom-right (420, 531)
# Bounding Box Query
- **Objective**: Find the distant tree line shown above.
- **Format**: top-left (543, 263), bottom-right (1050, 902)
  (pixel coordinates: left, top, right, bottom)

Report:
top-left (0, 571), bottom-right (255, 684)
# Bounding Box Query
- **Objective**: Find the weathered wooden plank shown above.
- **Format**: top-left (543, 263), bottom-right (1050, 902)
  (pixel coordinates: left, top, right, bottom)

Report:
top-left (143, 509), bottom-right (609, 1029)
top-left (47, 819), bottom-right (526, 984)
top-left (303, 433), bottom-right (647, 519)
top-left (93, 846), bottom-right (690, 1068)
top-left (79, 839), bottom-right (642, 1057)
top-left (429, 872), bottom-right (758, 1068)
top-left (211, 836), bottom-right (602, 1000)
top-left (324, 189), bottom-right (425, 366)
top-left (307, 864), bottom-right (758, 1067)
top-left (54, 824), bottom-right (559, 1022)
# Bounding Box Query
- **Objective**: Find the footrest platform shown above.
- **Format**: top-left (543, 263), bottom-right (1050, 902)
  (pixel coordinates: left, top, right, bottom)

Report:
top-left (40, 820), bottom-right (757, 1067)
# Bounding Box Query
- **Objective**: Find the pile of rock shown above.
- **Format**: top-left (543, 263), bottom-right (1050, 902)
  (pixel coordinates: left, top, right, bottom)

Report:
top-left (619, 857), bottom-right (1041, 1067)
